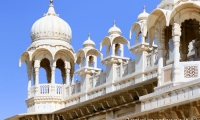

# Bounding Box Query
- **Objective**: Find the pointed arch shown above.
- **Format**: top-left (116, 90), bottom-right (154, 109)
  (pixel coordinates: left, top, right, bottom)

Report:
top-left (100, 36), bottom-right (111, 51)
top-left (32, 48), bottom-right (53, 62)
top-left (54, 49), bottom-right (76, 63)
top-left (76, 49), bottom-right (86, 65)
top-left (112, 36), bottom-right (130, 49)
top-left (86, 49), bottom-right (102, 59)
top-left (130, 22), bottom-right (143, 39)
top-left (146, 9), bottom-right (168, 32)
top-left (19, 51), bottom-right (31, 67)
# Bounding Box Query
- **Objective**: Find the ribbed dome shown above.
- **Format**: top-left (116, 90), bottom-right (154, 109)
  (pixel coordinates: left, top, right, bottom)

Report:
top-left (108, 21), bottom-right (122, 35)
top-left (83, 34), bottom-right (95, 48)
top-left (138, 6), bottom-right (149, 21)
top-left (31, 3), bottom-right (72, 43)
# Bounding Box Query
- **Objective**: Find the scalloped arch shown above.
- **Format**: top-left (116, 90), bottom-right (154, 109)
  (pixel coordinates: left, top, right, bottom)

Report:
top-left (32, 48), bottom-right (53, 62)
top-left (169, 2), bottom-right (200, 24)
top-left (54, 49), bottom-right (76, 63)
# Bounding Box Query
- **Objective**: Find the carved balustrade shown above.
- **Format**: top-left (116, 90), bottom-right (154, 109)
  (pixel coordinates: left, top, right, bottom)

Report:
top-left (29, 84), bottom-right (64, 98)
top-left (141, 76), bottom-right (200, 112)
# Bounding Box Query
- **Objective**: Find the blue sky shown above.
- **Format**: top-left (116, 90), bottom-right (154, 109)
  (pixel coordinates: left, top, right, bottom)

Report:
top-left (0, 0), bottom-right (159, 119)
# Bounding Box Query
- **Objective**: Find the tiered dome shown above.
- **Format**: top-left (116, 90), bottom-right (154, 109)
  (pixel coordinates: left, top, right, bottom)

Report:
top-left (138, 6), bottom-right (149, 21)
top-left (83, 34), bottom-right (95, 48)
top-left (108, 21), bottom-right (122, 35)
top-left (31, 2), bottom-right (72, 43)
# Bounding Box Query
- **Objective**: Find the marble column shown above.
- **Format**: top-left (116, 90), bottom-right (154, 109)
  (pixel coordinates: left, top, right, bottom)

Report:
top-left (156, 30), bottom-right (165, 86)
top-left (172, 23), bottom-right (181, 82)
top-left (66, 69), bottom-right (71, 86)
top-left (34, 67), bottom-right (39, 85)
top-left (27, 68), bottom-right (32, 97)
top-left (112, 44), bottom-right (115, 56)
top-left (51, 66), bottom-right (56, 84)
top-left (120, 44), bottom-right (124, 57)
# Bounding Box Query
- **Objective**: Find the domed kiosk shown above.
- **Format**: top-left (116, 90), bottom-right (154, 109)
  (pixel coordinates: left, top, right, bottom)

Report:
top-left (19, 0), bottom-right (76, 113)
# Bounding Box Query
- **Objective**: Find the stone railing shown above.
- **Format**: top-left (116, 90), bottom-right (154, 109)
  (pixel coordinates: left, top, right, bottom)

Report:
top-left (88, 72), bottom-right (107, 89)
top-left (141, 77), bottom-right (200, 112)
top-left (29, 84), bottom-right (64, 98)
top-left (156, 61), bottom-right (200, 92)
top-left (115, 60), bottom-right (136, 79)
top-left (146, 48), bottom-right (158, 68)
top-left (64, 81), bottom-right (81, 99)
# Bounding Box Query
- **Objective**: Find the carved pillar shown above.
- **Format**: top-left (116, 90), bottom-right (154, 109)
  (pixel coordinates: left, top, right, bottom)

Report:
top-left (34, 60), bottom-right (40, 86)
top-left (27, 64), bottom-right (32, 97)
top-left (120, 44), bottom-right (124, 57)
top-left (34, 66), bottom-right (39, 95)
top-left (112, 44), bottom-right (115, 56)
top-left (51, 66), bottom-right (56, 84)
top-left (86, 56), bottom-right (89, 67)
top-left (172, 23), bottom-right (181, 82)
top-left (34, 67), bottom-right (39, 85)
top-left (94, 56), bottom-right (97, 68)
top-left (66, 69), bottom-right (71, 86)
top-left (156, 30), bottom-right (165, 86)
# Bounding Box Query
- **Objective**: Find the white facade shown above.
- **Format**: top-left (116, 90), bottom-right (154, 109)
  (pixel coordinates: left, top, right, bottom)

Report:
top-left (7, 0), bottom-right (200, 120)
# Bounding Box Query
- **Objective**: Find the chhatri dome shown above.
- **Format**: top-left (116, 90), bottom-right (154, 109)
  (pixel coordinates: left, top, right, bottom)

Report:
top-left (31, 0), bottom-right (72, 43)
top-left (108, 21), bottom-right (122, 35)
top-left (137, 6), bottom-right (149, 21)
top-left (83, 34), bottom-right (95, 48)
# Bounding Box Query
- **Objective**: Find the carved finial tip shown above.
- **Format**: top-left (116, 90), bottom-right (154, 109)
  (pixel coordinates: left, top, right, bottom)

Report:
top-left (114, 20), bottom-right (116, 27)
top-left (143, 6), bottom-right (146, 12)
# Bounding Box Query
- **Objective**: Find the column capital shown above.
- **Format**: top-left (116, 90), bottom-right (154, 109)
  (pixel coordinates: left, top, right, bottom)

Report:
top-left (51, 66), bottom-right (56, 71)
top-left (66, 68), bottom-right (70, 74)
top-left (172, 23), bottom-right (181, 36)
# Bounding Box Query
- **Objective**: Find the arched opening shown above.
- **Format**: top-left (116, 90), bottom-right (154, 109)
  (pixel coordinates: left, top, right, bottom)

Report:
top-left (31, 61), bottom-right (35, 86)
top-left (56, 59), bottom-right (66, 84)
top-left (180, 19), bottom-right (200, 61)
top-left (115, 43), bottom-right (121, 56)
top-left (164, 25), bottom-right (172, 65)
top-left (39, 58), bottom-right (51, 84)
top-left (88, 56), bottom-right (94, 67)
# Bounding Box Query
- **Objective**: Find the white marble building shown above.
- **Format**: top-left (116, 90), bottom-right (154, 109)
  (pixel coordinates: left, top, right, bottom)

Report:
top-left (7, 0), bottom-right (200, 120)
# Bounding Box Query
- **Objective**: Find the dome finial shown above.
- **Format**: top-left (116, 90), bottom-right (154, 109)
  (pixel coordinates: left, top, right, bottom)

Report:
top-left (114, 20), bottom-right (116, 27)
top-left (88, 33), bottom-right (91, 40)
top-left (46, 0), bottom-right (57, 15)
top-left (143, 5), bottom-right (146, 13)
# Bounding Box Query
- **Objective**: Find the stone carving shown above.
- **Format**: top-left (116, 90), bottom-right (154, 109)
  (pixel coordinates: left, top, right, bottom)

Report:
top-left (66, 88), bottom-right (69, 96)
top-left (116, 66), bottom-right (120, 78)
top-left (89, 78), bottom-right (93, 88)
top-left (164, 69), bottom-right (172, 82)
top-left (184, 66), bottom-right (198, 78)
top-left (123, 64), bottom-right (128, 76)
top-left (146, 54), bottom-right (151, 67)
top-left (172, 23), bottom-right (181, 37)
top-left (71, 85), bottom-right (75, 95)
